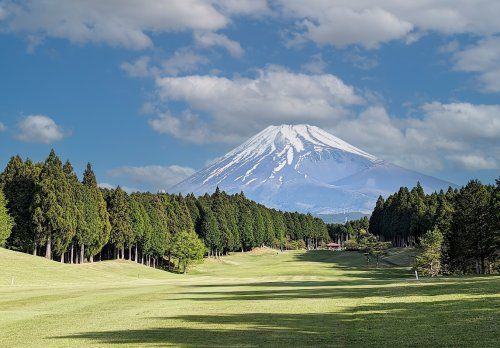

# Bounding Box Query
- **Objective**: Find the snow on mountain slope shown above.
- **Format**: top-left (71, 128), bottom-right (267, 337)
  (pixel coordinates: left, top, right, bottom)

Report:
top-left (171, 124), bottom-right (455, 213)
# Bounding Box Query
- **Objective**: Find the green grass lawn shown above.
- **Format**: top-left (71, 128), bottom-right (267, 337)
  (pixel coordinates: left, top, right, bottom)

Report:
top-left (0, 247), bottom-right (498, 347)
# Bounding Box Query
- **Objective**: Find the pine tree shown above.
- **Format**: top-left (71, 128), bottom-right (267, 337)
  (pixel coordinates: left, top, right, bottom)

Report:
top-left (447, 180), bottom-right (493, 274)
top-left (414, 227), bottom-right (443, 276)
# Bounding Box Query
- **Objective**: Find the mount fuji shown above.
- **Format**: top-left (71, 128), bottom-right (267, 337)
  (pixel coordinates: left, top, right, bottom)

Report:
top-left (171, 125), bottom-right (454, 214)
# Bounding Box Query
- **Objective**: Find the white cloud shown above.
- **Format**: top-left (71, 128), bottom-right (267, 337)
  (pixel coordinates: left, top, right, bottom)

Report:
top-left (98, 182), bottom-right (141, 194)
top-left (194, 32), bottom-right (244, 58)
top-left (17, 115), bottom-right (67, 144)
top-left (452, 36), bottom-right (500, 93)
top-left (121, 49), bottom-right (209, 78)
top-left (98, 182), bottom-right (115, 190)
top-left (161, 49), bottom-right (210, 75)
top-left (151, 66), bottom-right (363, 143)
top-left (278, 1), bottom-right (500, 48)
top-left (2, 0), bottom-right (232, 50)
top-left (335, 103), bottom-right (500, 171)
top-left (120, 56), bottom-right (152, 78)
top-left (0, 122), bottom-right (6, 132)
top-left (303, 7), bottom-right (413, 49)
top-left (343, 51), bottom-right (378, 70)
top-left (301, 54), bottom-right (326, 74)
top-left (216, 0), bottom-right (269, 16)
top-left (108, 164), bottom-right (195, 190)
top-left (0, 4), bottom-right (6, 21)
top-left (148, 110), bottom-right (241, 144)
top-left (448, 154), bottom-right (497, 170)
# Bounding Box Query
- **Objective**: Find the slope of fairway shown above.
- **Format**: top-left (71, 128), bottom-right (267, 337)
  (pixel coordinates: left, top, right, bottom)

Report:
top-left (0, 247), bottom-right (176, 287)
top-left (0, 247), bottom-right (499, 347)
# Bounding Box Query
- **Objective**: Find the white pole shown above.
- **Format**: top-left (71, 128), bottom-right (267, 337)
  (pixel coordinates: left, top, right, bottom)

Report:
top-left (414, 270), bottom-right (419, 281)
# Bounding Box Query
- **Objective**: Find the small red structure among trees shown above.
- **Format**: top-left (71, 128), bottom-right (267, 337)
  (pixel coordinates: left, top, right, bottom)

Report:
top-left (326, 242), bottom-right (341, 250)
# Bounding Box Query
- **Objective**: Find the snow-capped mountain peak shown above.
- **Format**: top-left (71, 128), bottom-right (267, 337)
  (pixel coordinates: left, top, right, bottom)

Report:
top-left (171, 124), bottom-right (453, 214)
top-left (225, 124), bottom-right (377, 163)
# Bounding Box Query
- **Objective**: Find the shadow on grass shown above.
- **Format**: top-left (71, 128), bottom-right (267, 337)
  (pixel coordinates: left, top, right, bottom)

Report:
top-left (56, 297), bottom-right (499, 347)
top-left (172, 250), bottom-right (499, 302)
top-left (171, 277), bottom-right (498, 302)
top-left (292, 250), bottom-right (411, 278)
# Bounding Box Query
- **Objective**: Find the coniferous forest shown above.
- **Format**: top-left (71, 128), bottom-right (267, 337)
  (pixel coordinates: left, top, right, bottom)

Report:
top-left (0, 150), bottom-right (329, 272)
top-left (368, 181), bottom-right (499, 274)
top-left (0, 150), bottom-right (498, 275)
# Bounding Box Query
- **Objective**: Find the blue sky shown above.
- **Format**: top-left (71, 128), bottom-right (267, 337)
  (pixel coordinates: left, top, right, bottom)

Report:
top-left (0, 1), bottom-right (499, 192)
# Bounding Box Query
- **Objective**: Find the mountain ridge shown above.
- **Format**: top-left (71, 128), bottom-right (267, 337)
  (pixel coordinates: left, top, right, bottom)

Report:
top-left (171, 124), bottom-right (455, 213)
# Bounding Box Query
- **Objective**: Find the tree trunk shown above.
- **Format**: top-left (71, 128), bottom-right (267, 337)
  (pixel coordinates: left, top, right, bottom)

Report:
top-left (60, 253), bottom-right (64, 263)
top-left (89, 255), bottom-right (93, 263)
top-left (33, 242), bottom-right (37, 256)
top-left (121, 245), bottom-right (125, 260)
top-left (45, 235), bottom-right (52, 259)
top-left (80, 244), bottom-right (85, 264)
top-left (113, 246), bottom-right (117, 259)
top-left (70, 244), bottom-right (74, 264)
top-left (135, 244), bottom-right (138, 262)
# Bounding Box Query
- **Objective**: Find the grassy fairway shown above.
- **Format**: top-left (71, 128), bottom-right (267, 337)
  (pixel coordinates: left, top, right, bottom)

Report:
top-left (0, 247), bottom-right (498, 347)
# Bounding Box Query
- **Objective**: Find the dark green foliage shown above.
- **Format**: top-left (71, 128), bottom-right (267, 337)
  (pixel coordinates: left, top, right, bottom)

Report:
top-left (2, 151), bottom-right (331, 270)
top-left (373, 180), bottom-right (498, 275)
top-left (0, 189), bottom-right (14, 246)
top-left (78, 163), bottom-right (111, 260)
top-left (0, 156), bottom-right (39, 252)
top-left (32, 150), bottom-right (76, 259)
top-left (199, 204), bottom-right (220, 255)
top-left (446, 180), bottom-right (497, 274)
top-left (107, 186), bottom-right (133, 254)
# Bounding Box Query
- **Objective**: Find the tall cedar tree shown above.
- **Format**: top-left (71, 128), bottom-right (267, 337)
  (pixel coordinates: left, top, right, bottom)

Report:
top-left (79, 163), bottom-right (111, 261)
top-left (107, 186), bottom-right (133, 258)
top-left (0, 156), bottom-right (39, 252)
top-left (32, 150), bottom-right (75, 259)
top-left (0, 189), bottom-right (14, 246)
top-left (62, 161), bottom-right (80, 262)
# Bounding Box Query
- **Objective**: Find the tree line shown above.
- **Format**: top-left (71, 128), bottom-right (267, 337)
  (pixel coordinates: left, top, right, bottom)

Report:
top-left (0, 150), bottom-right (329, 270)
top-left (369, 180), bottom-right (499, 274)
